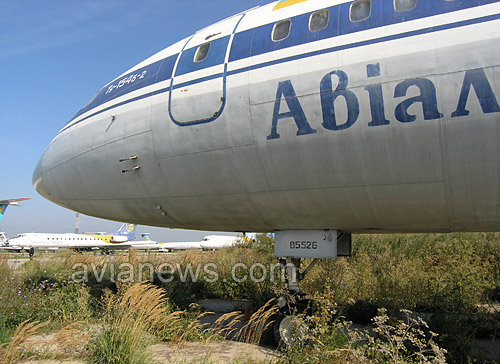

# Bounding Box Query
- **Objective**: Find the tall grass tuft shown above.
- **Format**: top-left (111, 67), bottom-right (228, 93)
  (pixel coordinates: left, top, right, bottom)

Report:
top-left (48, 321), bottom-right (91, 360)
top-left (237, 299), bottom-right (277, 344)
top-left (86, 281), bottom-right (213, 364)
top-left (0, 320), bottom-right (46, 364)
top-left (87, 282), bottom-right (172, 364)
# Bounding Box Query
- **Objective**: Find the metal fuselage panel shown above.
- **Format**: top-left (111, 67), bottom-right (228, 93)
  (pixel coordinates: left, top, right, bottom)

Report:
top-left (34, 0), bottom-right (500, 233)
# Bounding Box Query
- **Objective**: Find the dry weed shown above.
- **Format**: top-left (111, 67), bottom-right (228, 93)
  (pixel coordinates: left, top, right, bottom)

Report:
top-left (237, 300), bottom-right (277, 344)
top-left (0, 320), bottom-right (46, 364)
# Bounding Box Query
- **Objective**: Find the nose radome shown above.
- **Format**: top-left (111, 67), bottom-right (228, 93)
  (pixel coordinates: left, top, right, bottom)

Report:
top-left (32, 154), bottom-right (48, 199)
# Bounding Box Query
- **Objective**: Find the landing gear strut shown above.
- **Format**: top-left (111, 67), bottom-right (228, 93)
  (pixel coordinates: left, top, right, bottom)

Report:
top-left (272, 230), bottom-right (351, 346)
top-left (273, 258), bottom-right (319, 346)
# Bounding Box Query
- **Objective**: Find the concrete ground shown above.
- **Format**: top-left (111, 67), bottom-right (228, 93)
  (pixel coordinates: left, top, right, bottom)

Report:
top-left (149, 341), bottom-right (279, 363)
top-left (16, 341), bottom-right (278, 364)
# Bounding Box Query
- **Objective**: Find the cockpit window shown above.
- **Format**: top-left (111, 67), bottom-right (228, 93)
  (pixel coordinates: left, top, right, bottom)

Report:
top-left (350, 0), bottom-right (371, 22)
top-left (394, 0), bottom-right (417, 12)
top-left (309, 9), bottom-right (329, 32)
top-left (194, 42), bottom-right (211, 62)
top-left (272, 19), bottom-right (291, 41)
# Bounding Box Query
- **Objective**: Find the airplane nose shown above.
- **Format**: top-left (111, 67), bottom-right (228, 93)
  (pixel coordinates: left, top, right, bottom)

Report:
top-left (32, 154), bottom-right (48, 199)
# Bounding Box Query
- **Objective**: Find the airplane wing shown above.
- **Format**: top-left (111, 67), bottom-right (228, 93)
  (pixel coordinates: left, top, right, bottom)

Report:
top-left (0, 198), bottom-right (31, 206)
top-left (0, 198), bottom-right (31, 222)
top-left (0, 246), bottom-right (24, 252)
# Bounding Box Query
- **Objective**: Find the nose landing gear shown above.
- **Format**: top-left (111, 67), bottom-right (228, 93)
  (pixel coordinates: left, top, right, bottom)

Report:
top-left (272, 258), bottom-right (319, 346)
top-left (272, 231), bottom-right (351, 346)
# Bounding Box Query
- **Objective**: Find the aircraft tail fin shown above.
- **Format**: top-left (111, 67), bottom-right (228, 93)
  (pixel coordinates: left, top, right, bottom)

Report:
top-left (115, 223), bottom-right (137, 240)
top-left (0, 205), bottom-right (8, 222)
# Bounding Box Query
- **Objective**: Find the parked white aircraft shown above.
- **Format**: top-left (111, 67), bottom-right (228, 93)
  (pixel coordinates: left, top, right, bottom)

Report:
top-left (128, 234), bottom-right (161, 250)
top-left (199, 235), bottom-right (245, 250)
top-left (7, 223), bottom-right (137, 251)
top-left (127, 234), bottom-right (199, 251)
top-left (153, 240), bottom-right (202, 252)
top-left (129, 234), bottom-right (243, 251)
top-left (0, 232), bottom-right (8, 246)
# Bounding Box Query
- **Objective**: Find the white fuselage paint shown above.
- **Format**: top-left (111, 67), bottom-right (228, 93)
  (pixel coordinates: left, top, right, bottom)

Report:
top-left (9, 232), bottom-right (140, 250)
top-left (8, 233), bottom-right (111, 250)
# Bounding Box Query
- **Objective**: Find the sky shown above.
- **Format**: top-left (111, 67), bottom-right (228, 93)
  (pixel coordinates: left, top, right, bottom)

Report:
top-left (0, 0), bottom-right (267, 241)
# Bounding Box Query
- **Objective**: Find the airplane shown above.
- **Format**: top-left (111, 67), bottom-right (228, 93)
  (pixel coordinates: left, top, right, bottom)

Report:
top-left (0, 232), bottom-right (8, 246)
top-left (7, 223), bottom-right (137, 251)
top-left (130, 234), bottom-right (245, 251)
top-left (128, 233), bottom-right (171, 251)
top-left (32, 0), bottom-right (500, 341)
top-left (159, 234), bottom-right (248, 251)
top-left (199, 235), bottom-right (246, 250)
top-left (0, 198), bottom-right (30, 222)
top-left (33, 0), bottom-right (500, 235)
top-left (130, 234), bottom-right (203, 252)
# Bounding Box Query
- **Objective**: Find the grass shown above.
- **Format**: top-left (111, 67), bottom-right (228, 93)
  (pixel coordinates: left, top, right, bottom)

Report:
top-left (303, 233), bottom-right (500, 313)
top-left (0, 320), bottom-right (47, 364)
top-left (1, 232), bottom-right (500, 363)
top-left (87, 282), bottom-right (172, 364)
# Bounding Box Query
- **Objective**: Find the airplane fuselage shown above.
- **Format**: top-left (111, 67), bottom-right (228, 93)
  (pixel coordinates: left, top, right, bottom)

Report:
top-left (8, 233), bottom-right (112, 250)
top-left (34, 0), bottom-right (500, 233)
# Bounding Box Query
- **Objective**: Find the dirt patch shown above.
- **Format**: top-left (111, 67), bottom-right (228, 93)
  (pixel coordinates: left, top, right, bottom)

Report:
top-left (16, 333), bottom-right (279, 364)
top-left (17, 361), bottom-right (86, 364)
top-left (149, 341), bottom-right (280, 363)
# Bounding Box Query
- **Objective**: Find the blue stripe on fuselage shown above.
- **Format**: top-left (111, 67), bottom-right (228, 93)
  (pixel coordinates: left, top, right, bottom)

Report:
top-left (228, 12), bottom-right (500, 76)
top-left (67, 54), bottom-right (177, 124)
top-left (60, 0), bottom-right (499, 133)
top-left (229, 0), bottom-right (499, 62)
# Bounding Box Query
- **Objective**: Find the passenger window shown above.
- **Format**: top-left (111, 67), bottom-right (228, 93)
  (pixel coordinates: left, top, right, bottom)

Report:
top-left (194, 42), bottom-right (210, 62)
top-left (309, 9), bottom-right (329, 32)
top-left (350, 0), bottom-right (371, 22)
top-left (394, 0), bottom-right (417, 12)
top-left (272, 19), bottom-right (291, 41)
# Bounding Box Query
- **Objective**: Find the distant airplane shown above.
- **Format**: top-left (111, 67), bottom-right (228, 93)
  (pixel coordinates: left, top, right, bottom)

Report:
top-left (0, 232), bottom-right (8, 246)
top-left (199, 235), bottom-right (245, 250)
top-left (0, 198), bottom-right (30, 222)
top-left (7, 223), bottom-right (137, 251)
top-left (129, 234), bottom-right (169, 250)
top-left (130, 234), bottom-right (245, 251)
top-left (130, 234), bottom-right (202, 252)
top-left (156, 240), bottom-right (203, 252)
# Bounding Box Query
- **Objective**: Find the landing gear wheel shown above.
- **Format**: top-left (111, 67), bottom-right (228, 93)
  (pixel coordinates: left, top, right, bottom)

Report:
top-left (273, 314), bottom-right (309, 348)
top-left (272, 298), bottom-right (314, 347)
